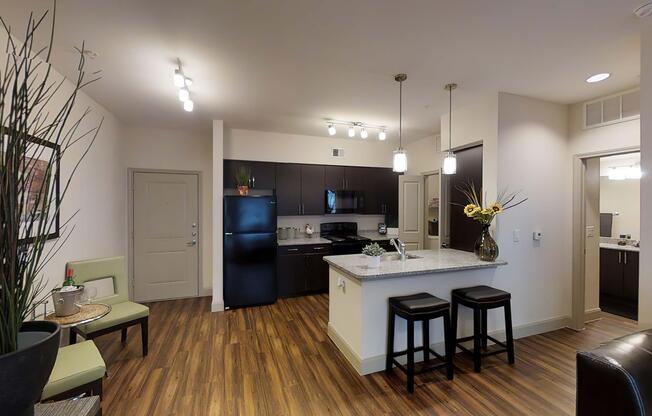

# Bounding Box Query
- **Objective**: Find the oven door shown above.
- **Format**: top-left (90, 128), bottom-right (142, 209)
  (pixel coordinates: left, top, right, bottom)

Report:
top-left (325, 190), bottom-right (363, 214)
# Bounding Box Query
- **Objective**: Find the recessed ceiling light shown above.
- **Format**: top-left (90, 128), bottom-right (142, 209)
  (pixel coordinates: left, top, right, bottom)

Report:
top-left (634, 2), bottom-right (652, 18)
top-left (586, 73), bottom-right (611, 83)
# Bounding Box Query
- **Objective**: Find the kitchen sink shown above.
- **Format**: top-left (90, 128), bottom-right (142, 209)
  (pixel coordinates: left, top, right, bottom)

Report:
top-left (382, 253), bottom-right (422, 261)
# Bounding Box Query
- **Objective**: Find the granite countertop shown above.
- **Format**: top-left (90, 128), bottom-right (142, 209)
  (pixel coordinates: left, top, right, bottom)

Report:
top-left (324, 249), bottom-right (507, 282)
top-left (600, 243), bottom-right (640, 252)
top-left (277, 230), bottom-right (395, 246)
top-left (278, 235), bottom-right (331, 246)
top-left (358, 231), bottom-right (395, 241)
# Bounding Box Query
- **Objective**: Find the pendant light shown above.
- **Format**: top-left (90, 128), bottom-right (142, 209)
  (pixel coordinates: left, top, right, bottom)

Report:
top-left (442, 83), bottom-right (457, 175)
top-left (393, 74), bottom-right (408, 173)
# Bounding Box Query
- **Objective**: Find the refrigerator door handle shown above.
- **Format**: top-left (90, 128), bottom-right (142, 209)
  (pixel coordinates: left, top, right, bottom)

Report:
top-left (225, 232), bottom-right (233, 236)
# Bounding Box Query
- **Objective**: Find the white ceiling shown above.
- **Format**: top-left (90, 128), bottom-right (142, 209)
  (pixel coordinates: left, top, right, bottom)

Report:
top-left (600, 152), bottom-right (641, 176)
top-left (1, 0), bottom-right (647, 141)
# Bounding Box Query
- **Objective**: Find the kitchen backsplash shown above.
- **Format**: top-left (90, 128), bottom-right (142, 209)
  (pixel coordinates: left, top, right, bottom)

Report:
top-left (277, 215), bottom-right (385, 234)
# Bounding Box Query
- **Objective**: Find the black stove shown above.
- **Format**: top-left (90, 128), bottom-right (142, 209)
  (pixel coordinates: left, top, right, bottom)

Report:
top-left (320, 222), bottom-right (371, 254)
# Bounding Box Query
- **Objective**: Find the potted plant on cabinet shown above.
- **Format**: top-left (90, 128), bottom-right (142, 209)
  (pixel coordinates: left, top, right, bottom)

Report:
top-left (362, 243), bottom-right (386, 268)
top-left (0, 7), bottom-right (99, 415)
top-left (235, 166), bottom-right (251, 196)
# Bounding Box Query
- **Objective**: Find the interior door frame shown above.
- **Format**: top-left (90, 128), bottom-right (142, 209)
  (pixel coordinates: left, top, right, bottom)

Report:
top-left (570, 145), bottom-right (639, 330)
top-left (128, 168), bottom-right (203, 302)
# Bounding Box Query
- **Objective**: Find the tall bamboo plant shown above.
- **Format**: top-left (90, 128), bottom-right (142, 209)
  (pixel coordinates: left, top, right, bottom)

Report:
top-left (0, 5), bottom-right (101, 354)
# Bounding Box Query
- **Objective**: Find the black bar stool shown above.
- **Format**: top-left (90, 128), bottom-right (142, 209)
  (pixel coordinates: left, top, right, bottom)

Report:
top-left (451, 285), bottom-right (514, 372)
top-left (386, 293), bottom-right (454, 393)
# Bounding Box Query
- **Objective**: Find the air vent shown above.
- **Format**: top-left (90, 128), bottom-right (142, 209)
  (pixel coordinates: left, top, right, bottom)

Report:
top-left (332, 148), bottom-right (344, 157)
top-left (583, 89), bottom-right (640, 129)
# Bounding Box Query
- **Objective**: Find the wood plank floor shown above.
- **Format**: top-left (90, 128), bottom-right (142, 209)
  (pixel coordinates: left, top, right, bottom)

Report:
top-left (95, 295), bottom-right (638, 415)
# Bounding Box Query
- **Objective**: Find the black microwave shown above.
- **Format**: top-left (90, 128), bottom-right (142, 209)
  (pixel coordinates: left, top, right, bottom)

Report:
top-left (325, 190), bottom-right (363, 214)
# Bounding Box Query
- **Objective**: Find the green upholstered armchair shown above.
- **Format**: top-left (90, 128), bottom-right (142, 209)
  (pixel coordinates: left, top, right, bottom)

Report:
top-left (67, 256), bottom-right (149, 356)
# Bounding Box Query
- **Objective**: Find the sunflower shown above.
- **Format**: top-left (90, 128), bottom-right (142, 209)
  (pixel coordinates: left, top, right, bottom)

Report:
top-left (489, 203), bottom-right (504, 214)
top-left (464, 204), bottom-right (480, 217)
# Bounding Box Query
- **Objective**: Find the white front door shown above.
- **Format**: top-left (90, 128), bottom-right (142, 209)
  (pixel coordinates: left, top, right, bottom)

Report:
top-left (399, 175), bottom-right (425, 251)
top-left (133, 172), bottom-right (199, 301)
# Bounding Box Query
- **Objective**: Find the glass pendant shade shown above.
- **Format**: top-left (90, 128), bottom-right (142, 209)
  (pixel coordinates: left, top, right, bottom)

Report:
top-left (442, 152), bottom-right (457, 175)
top-left (393, 149), bottom-right (408, 173)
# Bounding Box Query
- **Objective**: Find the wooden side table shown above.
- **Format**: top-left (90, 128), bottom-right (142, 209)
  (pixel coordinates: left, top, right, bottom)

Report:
top-left (35, 396), bottom-right (101, 416)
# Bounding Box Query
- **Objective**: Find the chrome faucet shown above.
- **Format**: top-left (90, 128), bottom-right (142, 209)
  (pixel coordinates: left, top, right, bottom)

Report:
top-left (390, 238), bottom-right (407, 261)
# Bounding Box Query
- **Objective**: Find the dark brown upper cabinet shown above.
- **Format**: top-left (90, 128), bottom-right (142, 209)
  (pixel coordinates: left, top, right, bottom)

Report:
top-left (223, 160), bottom-right (276, 190)
top-left (300, 164), bottom-right (325, 215)
top-left (324, 166), bottom-right (346, 190)
top-left (276, 163), bottom-right (302, 215)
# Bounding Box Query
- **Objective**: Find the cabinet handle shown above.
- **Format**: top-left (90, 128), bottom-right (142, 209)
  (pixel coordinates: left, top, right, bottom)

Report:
top-left (287, 248), bottom-right (299, 252)
top-left (302, 203), bottom-right (305, 215)
top-left (618, 252), bottom-right (622, 264)
top-left (313, 247), bottom-right (324, 251)
top-left (624, 252), bottom-right (628, 265)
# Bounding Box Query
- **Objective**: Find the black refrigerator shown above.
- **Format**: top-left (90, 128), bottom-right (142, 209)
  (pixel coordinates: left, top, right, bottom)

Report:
top-left (224, 195), bottom-right (277, 308)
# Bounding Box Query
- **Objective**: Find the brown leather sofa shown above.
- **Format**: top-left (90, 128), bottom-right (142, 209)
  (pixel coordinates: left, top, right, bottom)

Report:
top-left (576, 330), bottom-right (652, 415)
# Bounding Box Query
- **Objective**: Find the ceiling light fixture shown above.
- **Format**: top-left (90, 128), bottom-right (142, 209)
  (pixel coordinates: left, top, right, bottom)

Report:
top-left (586, 73), bottom-right (611, 83)
top-left (348, 126), bottom-right (356, 138)
top-left (378, 130), bottom-right (387, 141)
top-left (173, 69), bottom-right (185, 88)
top-left (184, 99), bottom-right (194, 112)
top-left (328, 124), bottom-right (337, 136)
top-left (178, 87), bottom-right (190, 102)
top-left (173, 58), bottom-right (194, 112)
top-left (392, 74), bottom-right (408, 173)
top-left (442, 83), bottom-right (458, 175)
top-left (326, 121), bottom-right (386, 139)
top-left (360, 127), bottom-right (368, 139)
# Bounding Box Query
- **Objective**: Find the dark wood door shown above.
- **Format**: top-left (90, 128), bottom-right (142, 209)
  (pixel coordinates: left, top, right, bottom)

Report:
top-left (447, 145), bottom-right (483, 252)
top-left (276, 164), bottom-right (301, 216)
top-left (248, 161), bottom-right (276, 190)
top-left (300, 164), bottom-right (325, 215)
top-left (600, 248), bottom-right (623, 299)
top-left (277, 252), bottom-right (307, 297)
top-left (324, 166), bottom-right (346, 190)
top-left (622, 250), bottom-right (639, 303)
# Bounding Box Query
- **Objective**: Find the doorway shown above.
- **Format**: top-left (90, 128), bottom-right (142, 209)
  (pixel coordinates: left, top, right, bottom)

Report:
top-left (129, 170), bottom-right (201, 302)
top-left (570, 147), bottom-right (640, 330)
top-left (423, 172), bottom-right (440, 249)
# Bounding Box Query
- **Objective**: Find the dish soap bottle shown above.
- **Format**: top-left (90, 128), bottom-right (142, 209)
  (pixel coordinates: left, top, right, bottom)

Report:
top-left (63, 267), bottom-right (76, 287)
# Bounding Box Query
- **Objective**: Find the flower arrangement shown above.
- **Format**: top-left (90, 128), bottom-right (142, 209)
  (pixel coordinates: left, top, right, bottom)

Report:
top-left (362, 242), bottom-right (386, 257)
top-left (458, 182), bottom-right (527, 225)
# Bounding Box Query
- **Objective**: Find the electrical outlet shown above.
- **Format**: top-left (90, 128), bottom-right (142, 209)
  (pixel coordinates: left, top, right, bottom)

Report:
top-left (337, 277), bottom-right (346, 291)
top-left (513, 229), bottom-right (520, 243)
top-left (586, 226), bottom-right (595, 238)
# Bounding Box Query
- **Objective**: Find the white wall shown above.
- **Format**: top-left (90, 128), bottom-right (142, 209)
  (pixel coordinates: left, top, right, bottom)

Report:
top-left (404, 135), bottom-right (441, 175)
top-left (224, 128), bottom-right (395, 167)
top-left (568, 100), bottom-right (640, 156)
top-left (441, 94), bottom-right (499, 202)
top-left (495, 93), bottom-right (572, 327)
top-left (123, 126), bottom-right (213, 295)
top-left (600, 176), bottom-right (640, 239)
top-left (639, 27), bottom-right (652, 326)
top-left (0, 31), bottom-right (126, 301)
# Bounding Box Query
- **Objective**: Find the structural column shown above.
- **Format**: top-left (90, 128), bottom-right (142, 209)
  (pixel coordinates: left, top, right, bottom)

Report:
top-left (212, 120), bottom-right (225, 312)
top-left (639, 27), bottom-right (652, 326)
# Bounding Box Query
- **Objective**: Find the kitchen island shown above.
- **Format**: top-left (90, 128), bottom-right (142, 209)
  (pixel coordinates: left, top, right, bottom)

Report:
top-left (324, 249), bottom-right (507, 375)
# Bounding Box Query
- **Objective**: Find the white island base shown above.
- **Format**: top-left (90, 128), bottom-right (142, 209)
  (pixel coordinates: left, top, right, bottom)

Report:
top-left (325, 249), bottom-right (507, 375)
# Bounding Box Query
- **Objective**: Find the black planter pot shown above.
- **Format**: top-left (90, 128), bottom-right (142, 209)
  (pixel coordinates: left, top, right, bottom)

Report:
top-left (0, 321), bottom-right (61, 416)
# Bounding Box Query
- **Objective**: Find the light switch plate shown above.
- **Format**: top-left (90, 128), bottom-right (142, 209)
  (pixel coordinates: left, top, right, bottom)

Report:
top-left (513, 229), bottom-right (520, 242)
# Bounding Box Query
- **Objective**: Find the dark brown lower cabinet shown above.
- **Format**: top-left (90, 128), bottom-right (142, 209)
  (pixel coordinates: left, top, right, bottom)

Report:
top-left (277, 244), bottom-right (332, 298)
top-left (600, 248), bottom-right (638, 320)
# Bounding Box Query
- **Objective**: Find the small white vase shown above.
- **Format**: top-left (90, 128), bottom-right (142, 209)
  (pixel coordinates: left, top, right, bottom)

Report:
top-left (368, 255), bottom-right (381, 268)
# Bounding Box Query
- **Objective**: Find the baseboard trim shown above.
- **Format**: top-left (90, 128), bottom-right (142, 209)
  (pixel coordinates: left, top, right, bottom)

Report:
top-left (211, 298), bottom-right (225, 312)
top-left (328, 315), bottom-right (571, 376)
top-left (584, 308), bottom-right (602, 322)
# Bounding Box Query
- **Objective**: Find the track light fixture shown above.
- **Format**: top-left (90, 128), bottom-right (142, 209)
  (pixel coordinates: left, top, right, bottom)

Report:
top-left (325, 120), bottom-right (387, 140)
top-left (173, 59), bottom-right (194, 112)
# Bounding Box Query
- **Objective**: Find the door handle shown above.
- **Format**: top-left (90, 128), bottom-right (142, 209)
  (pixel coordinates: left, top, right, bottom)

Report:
top-left (187, 240), bottom-right (197, 246)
